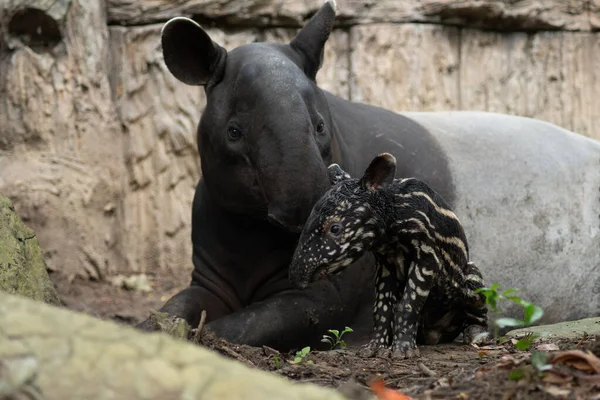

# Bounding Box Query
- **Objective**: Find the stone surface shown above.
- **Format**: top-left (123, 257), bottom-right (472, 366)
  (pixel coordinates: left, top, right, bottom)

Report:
top-left (106, 0), bottom-right (595, 31)
top-left (0, 292), bottom-right (348, 400)
top-left (0, 0), bottom-right (126, 279)
top-left (348, 24), bottom-right (600, 141)
top-left (459, 29), bottom-right (600, 141)
top-left (349, 23), bottom-right (460, 112)
top-left (506, 317), bottom-right (600, 339)
top-left (0, 195), bottom-right (60, 305)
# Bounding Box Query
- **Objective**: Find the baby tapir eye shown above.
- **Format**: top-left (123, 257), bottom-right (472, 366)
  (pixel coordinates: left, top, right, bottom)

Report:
top-left (329, 223), bottom-right (342, 236)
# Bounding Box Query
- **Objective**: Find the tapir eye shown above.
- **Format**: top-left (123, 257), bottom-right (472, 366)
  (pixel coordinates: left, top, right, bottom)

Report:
top-left (227, 127), bottom-right (243, 141)
top-left (329, 223), bottom-right (342, 236)
top-left (316, 122), bottom-right (325, 134)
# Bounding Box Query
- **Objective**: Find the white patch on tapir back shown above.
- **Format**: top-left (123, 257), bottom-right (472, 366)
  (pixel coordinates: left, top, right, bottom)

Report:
top-left (405, 110), bottom-right (600, 322)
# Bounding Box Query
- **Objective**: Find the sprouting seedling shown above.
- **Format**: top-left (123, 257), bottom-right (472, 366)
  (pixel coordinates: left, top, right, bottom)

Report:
top-left (508, 351), bottom-right (552, 381)
top-left (273, 356), bottom-right (281, 369)
top-left (291, 346), bottom-right (313, 364)
top-left (475, 284), bottom-right (544, 348)
top-left (321, 326), bottom-right (354, 350)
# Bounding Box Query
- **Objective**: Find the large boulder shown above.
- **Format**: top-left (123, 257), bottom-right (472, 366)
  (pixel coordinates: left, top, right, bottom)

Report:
top-left (0, 291), bottom-right (347, 400)
top-left (0, 194), bottom-right (60, 305)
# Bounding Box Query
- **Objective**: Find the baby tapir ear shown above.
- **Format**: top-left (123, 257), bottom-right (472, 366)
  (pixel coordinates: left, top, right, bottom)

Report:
top-left (360, 153), bottom-right (397, 191)
top-left (328, 163), bottom-right (351, 185)
top-left (289, 0), bottom-right (336, 80)
top-left (161, 17), bottom-right (227, 86)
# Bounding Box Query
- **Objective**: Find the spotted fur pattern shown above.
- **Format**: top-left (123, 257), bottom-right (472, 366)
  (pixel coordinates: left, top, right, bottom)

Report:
top-left (289, 153), bottom-right (488, 358)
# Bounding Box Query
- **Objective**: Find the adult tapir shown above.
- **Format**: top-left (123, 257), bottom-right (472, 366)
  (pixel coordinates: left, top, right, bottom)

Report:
top-left (137, 0), bottom-right (600, 350)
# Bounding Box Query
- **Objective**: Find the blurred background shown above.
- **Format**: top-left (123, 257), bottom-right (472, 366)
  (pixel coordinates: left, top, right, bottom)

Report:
top-left (0, 0), bottom-right (598, 323)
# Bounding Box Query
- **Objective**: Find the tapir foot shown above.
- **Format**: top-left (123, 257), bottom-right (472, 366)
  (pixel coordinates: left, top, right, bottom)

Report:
top-left (392, 346), bottom-right (421, 359)
top-left (462, 324), bottom-right (490, 345)
top-left (357, 340), bottom-right (391, 358)
top-left (391, 335), bottom-right (421, 359)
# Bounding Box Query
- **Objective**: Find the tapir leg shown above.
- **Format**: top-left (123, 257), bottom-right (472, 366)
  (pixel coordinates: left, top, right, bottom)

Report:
top-left (137, 257), bottom-right (375, 352)
top-left (202, 256), bottom-right (376, 351)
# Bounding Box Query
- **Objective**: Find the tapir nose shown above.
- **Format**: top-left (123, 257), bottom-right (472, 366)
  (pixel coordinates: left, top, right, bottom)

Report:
top-left (267, 209), bottom-right (304, 233)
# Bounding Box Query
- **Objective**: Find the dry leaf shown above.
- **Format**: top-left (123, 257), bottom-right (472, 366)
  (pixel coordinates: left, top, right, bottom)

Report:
top-left (538, 385), bottom-right (572, 398)
top-left (542, 371), bottom-right (573, 385)
top-left (369, 379), bottom-right (414, 400)
top-left (536, 343), bottom-right (560, 351)
top-left (551, 350), bottom-right (600, 374)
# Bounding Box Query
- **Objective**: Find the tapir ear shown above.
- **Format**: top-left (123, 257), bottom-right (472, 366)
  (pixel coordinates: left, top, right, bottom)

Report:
top-left (360, 153), bottom-right (397, 191)
top-left (161, 17), bottom-right (227, 86)
top-left (328, 163), bottom-right (351, 185)
top-left (289, 0), bottom-right (336, 80)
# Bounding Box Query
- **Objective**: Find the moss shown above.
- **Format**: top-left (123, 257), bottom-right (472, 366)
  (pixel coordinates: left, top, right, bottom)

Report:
top-left (0, 195), bottom-right (60, 305)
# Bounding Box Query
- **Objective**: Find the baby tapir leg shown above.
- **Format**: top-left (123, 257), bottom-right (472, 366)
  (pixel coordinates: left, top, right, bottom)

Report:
top-left (460, 261), bottom-right (489, 344)
top-left (358, 257), bottom-right (400, 357)
top-left (392, 247), bottom-right (441, 359)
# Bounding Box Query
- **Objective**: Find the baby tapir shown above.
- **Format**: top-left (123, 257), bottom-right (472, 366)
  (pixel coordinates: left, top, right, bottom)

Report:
top-left (289, 153), bottom-right (489, 358)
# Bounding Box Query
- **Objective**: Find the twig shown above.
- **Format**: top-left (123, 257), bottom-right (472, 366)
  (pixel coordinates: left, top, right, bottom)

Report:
top-left (193, 310), bottom-right (207, 344)
top-left (575, 332), bottom-right (588, 348)
top-left (417, 362), bottom-right (437, 377)
top-left (220, 346), bottom-right (256, 368)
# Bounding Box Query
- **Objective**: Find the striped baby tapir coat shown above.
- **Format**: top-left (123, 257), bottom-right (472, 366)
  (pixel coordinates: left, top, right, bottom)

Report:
top-left (289, 153), bottom-right (489, 358)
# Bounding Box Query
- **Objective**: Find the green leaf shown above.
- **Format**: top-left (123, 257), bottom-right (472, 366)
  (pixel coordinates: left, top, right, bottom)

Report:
top-left (515, 335), bottom-right (536, 351)
top-left (506, 296), bottom-right (522, 303)
top-left (502, 288), bottom-right (518, 296)
top-left (508, 368), bottom-right (526, 381)
top-left (496, 317), bottom-right (526, 328)
top-left (490, 283), bottom-right (500, 291)
top-left (307, 360), bottom-right (313, 364)
top-left (531, 351), bottom-right (552, 372)
top-left (300, 346), bottom-right (311, 356)
top-left (293, 357), bottom-right (302, 363)
top-left (528, 305), bottom-right (544, 324)
top-left (340, 340), bottom-right (347, 349)
top-left (343, 327), bottom-right (354, 333)
top-left (328, 329), bottom-right (340, 338)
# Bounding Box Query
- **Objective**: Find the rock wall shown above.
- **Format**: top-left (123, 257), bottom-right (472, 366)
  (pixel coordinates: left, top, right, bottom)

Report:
top-left (0, 0), bottom-right (598, 279)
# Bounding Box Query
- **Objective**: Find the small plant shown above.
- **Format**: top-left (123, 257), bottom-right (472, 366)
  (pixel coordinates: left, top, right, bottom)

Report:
top-left (321, 326), bottom-right (354, 350)
top-left (508, 351), bottom-right (552, 381)
top-left (291, 346), bottom-right (313, 364)
top-left (273, 356), bottom-right (281, 369)
top-left (475, 284), bottom-right (544, 346)
top-left (514, 332), bottom-right (538, 351)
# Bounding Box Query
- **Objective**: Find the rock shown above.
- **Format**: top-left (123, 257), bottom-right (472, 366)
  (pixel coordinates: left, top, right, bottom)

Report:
top-left (349, 23), bottom-right (460, 112)
top-left (0, 195), bottom-right (60, 305)
top-left (0, 292), bottom-right (348, 400)
top-left (459, 28), bottom-right (600, 141)
top-left (0, 0), bottom-right (126, 279)
top-left (108, 273), bottom-right (153, 293)
top-left (348, 23), bottom-right (600, 140)
top-left (506, 317), bottom-right (600, 340)
top-left (106, 0), bottom-right (594, 31)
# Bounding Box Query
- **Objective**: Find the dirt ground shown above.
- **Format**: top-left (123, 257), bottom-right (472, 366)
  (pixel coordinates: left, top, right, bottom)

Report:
top-left (50, 270), bottom-right (600, 400)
